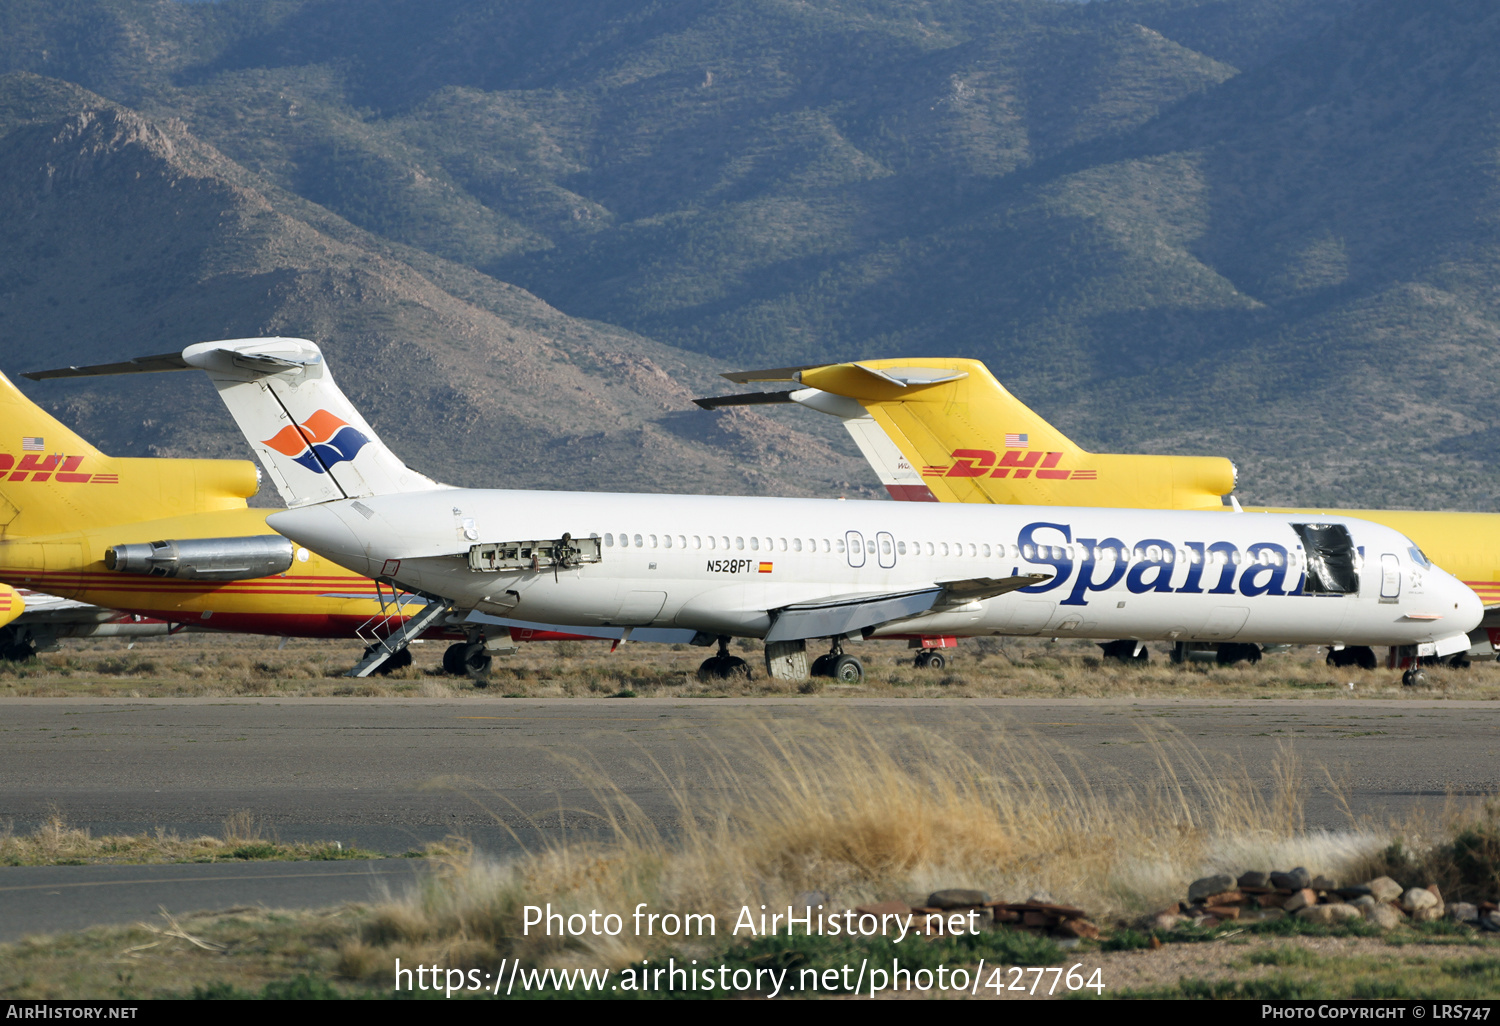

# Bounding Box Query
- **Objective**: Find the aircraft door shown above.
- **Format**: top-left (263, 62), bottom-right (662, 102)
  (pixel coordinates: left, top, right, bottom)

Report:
top-left (876, 531), bottom-right (896, 569)
top-left (1380, 554), bottom-right (1401, 602)
top-left (845, 530), bottom-right (866, 568)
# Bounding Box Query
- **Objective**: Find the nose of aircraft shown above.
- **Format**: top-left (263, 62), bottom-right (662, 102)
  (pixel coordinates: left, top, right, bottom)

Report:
top-left (266, 502), bottom-right (374, 576)
top-left (1450, 574), bottom-right (1485, 636)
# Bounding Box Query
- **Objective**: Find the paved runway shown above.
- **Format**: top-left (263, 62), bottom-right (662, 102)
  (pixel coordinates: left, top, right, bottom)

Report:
top-left (3, 697), bottom-right (1498, 940)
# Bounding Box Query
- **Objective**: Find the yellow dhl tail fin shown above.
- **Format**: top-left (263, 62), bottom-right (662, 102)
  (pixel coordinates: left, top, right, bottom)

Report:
top-left (721, 358), bottom-right (1235, 510)
top-left (0, 370), bottom-right (260, 538)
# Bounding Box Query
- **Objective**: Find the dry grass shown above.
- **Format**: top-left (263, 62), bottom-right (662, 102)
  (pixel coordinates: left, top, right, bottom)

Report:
top-left (5, 715), bottom-right (1500, 998)
top-left (347, 716), bottom-right (1407, 975)
top-left (0, 809), bottom-right (391, 866)
top-left (0, 633), bottom-right (1496, 700)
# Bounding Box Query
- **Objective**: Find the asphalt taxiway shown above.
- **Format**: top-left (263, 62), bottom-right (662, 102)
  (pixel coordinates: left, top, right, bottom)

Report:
top-left (2, 697), bottom-right (1497, 941)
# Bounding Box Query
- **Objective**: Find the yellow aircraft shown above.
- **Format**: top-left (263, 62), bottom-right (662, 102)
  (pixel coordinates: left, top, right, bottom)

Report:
top-left (0, 369), bottom-right (591, 675)
top-left (698, 358), bottom-right (1498, 668)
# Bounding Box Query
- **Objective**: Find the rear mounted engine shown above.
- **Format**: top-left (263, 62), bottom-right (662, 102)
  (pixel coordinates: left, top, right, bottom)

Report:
top-left (105, 535), bottom-right (295, 581)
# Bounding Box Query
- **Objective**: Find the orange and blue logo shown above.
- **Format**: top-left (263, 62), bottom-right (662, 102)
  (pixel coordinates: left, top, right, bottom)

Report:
top-left (262, 410), bottom-right (370, 474)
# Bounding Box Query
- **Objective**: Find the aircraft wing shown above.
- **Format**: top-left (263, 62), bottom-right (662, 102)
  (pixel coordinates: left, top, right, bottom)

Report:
top-left (764, 573), bottom-right (1050, 643)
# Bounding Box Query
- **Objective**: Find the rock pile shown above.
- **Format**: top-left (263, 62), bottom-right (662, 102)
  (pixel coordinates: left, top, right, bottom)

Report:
top-left (1155, 867), bottom-right (1500, 933)
top-left (852, 889), bottom-right (1101, 940)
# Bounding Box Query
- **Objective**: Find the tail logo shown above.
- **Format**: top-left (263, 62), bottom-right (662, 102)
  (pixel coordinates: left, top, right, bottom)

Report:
top-left (920, 448), bottom-right (1096, 481)
top-left (262, 410), bottom-right (370, 474)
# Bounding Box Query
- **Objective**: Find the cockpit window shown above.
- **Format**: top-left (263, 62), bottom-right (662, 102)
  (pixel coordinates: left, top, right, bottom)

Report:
top-left (1291, 523), bottom-right (1359, 594)
top-left (1408, 545), bottom-right (1431, 569)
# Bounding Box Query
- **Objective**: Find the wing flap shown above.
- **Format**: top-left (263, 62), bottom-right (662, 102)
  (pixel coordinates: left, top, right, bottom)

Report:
top-left (764, 574), bottom-right (1052, 643)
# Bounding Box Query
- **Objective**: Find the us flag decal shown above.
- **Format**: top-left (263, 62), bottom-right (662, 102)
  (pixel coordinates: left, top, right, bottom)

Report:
top-left (21, 437), bottom-right (43, 451)
top-left (1004, 433), bottom-right (1028, 447)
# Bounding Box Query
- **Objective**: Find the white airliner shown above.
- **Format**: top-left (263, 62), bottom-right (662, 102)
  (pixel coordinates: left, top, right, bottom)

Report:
top-left (51, 338), bottom-right (1484, 682)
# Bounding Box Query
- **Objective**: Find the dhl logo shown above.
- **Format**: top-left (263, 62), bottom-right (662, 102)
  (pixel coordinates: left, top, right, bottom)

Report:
top-left (0, 453), bottom-right (117, 484)
top-left (263, 410), bottom-right (370, 475)
top-left (920, 449), bottom-right (1097, 481)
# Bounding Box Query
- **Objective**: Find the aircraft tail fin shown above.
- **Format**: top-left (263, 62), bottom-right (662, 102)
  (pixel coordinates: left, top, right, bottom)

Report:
top-left (26, 338), bottom-right (442, 508)
top-left (179, 338), bottom-right (443, 506)
top-left (0, 369), bottom-right (259, 536)
top-left (714, 358), bottom-right (1234, 510)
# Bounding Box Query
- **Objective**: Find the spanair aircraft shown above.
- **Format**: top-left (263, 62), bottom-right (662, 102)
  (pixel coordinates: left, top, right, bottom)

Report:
top-left (60, 337), bottom-right (1481, 684)
top-left (0, 369), bottom-right (665, 677)
top-left (695, 358), bottom-right (1500, 676)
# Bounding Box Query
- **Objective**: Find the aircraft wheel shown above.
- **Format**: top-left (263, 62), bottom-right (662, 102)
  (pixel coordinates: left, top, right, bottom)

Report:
top-left (697, 655), bottom-right (751, 681)
top-left (1100, 640), bottom-right (1147, 663)
top-left (375, 647), bottom-right (414, 675)
top-left (463, 642), bottom-right (492, 684)
top-left (1448, 653), bottom-right (1472, 670)
top-left (1217, 643), bottom-right (1261, 666)
top-left (1350, 646), bottom-right (1377, 670)
top-left (1170, 643), bottom-right (1186, 665)
top-left (924, 652), bottom-right (945, 671)
top-left (1402, 668), bottom-right (1428, 687)
top-left (913, 652), bottom-right (929, 669)
top-left (832, 655), bottom-right (864, 684)
top-left (810, 654), bottom-right (836, 678)
top-left (2, 641), bottom-right (35, 662)
top-left (442, 642), bottom-right (468, 675)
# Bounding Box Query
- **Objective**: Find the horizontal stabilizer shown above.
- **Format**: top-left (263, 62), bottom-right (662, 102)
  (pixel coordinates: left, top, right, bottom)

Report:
top-left (720, 364), bottom-right (821, 384)
top-left (692, 390), bottom-right (797, 410)
top-left (24, 353), bottom-right (190, 380)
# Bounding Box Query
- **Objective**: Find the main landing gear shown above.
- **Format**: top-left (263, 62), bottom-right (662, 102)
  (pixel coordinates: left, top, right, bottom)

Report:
top-left (1099, 639), bottom-right (1149, 664)
top-left (1326, 645), bottom-right (1377, 670)
top-left (810, 640), bottom-right (864, 684)
top-left (913, 650), bottom-right (946, 670)
top-left (442, 638), bottom-right (493, 686)
top-left (364, 645), bottom-right (413, 675)
top-left (697, 636), bottom-right (752, 682)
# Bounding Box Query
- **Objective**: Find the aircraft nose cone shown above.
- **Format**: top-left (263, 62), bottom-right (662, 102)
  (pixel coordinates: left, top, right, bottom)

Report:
top-left (1454, 578), bottom-right (1485, 634)
top-left (267, 503), bottom-right (372, 575)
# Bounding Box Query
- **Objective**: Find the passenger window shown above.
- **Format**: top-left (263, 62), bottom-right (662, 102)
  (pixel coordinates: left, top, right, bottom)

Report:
top-left (867, 540), bottom-right (876, 554)
top-left (706, 536), bottom-right (715, 550)
top-left (982, 544), bottom-right (990, 557)
top-left (633, 534), bottom-right (643, 547)
top-left (722, 536), bottom-right (730, 550)
top-left (605, 533), bottom-right (614, 547)
top-left (650, 535), bottom-right (659, 548)
top-left (735, 537), bottom-right (745, 550)
top-left (835, 539), bottom-right (845, 553)
top-left (778, 538), bottom-right (787, 551)
top-left (663, 535), bottom-right (673, 548)
top-left (941, 543), bottom-right (950, 556)
top-left (822, 539), bottom-right (831, 552)
top-left (678, 535), bottom-right (686, 549)
top-left (750, 537), bottom-right (759, 551)
top-left (693, 536), bottom-right (702, 549)
top-left (1022, 544), bottom-right (1035, 559)
top-left (793, 538), bottom-right (803, 552)
top-left (897, 541), bottom-right (906, 555)
top-left (881, 539), bottom-right (892, 554)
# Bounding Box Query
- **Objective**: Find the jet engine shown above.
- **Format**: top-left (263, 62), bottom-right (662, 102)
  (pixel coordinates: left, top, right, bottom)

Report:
top-left (105, 536), bottom-right (295, 581)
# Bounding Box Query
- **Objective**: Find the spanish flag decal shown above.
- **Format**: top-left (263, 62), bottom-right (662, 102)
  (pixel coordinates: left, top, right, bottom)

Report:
top-left (758, 562), bottom-right (773, 573)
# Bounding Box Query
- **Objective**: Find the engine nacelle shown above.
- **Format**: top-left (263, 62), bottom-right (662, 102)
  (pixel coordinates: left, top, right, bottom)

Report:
top-left (105, 535), bottom-right (295, 581)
